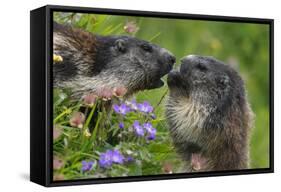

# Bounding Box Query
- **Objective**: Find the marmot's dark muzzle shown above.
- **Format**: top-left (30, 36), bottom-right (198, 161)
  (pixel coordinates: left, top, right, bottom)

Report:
top-left (158, 52), bottom-right (176, 76)
top-left (167, 71), bottom-right (183, 88)
top-left (165, 53), bottom-right (176, 71)
top-left (148, 51), bottom-right (175, 89)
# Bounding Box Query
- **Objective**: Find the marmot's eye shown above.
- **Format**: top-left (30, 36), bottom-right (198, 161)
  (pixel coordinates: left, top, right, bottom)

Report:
top-left (141, 44), bottom-right (153, 52)
top-left (114, 39), bottom-right (127, 53)
top-left (195, 63), bottom-right (208, 71)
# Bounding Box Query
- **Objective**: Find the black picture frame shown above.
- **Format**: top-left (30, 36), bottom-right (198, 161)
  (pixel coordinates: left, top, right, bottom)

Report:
top-left (30, 4), bottom-right (274, 187)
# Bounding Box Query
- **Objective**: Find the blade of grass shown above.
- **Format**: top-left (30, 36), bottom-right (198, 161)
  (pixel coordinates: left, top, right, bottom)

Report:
top-left (149, 32), bottom-right (162, 42)
top-left (53, 108), bottom-right (72, 124)
top-left (83, 102), bottom-right (98, 129)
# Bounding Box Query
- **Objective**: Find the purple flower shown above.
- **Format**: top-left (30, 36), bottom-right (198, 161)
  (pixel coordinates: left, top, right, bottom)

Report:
top-left (147, 128), bottom-right (156, 140)
top-left (137, 101), bottom-right (153, 113)
top-left (81, 160), bottom-right (94, 172)
top-left (111, 150), bottom-right (125, 164)
top-left (125, 156), bottom-right (134, 162)
top-left (143, 122), bottom-right (152, 130)
top-left (113, 104), bottom-right (131, 115)
top-left (99, 150), bottom-right (113, 168)
top-left (99, 149), bottom-right (125, 168)
top-left (130, 100), bottom-right (138, 111)
top-left (119, 104), bottom-right (131, 115)
top-left (119, 122), bottom-right (125, 129)
top-left (113, 104), bottom-right (119, 113)
top-left (143, 122), bottom-right (157, 140)
top-left (133, 121), bottom-right (144, 136)
top-left (150, 113), bottom-right (156, 119)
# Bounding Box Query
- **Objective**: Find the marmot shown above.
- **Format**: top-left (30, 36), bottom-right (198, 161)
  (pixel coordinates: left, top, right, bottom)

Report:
top-left (166, 55), bottom-right (254, 172)
top-left (53, 22), bottom-right (175, 98)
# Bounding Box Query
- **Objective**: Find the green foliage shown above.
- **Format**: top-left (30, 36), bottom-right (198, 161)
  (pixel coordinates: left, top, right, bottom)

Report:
top-left (53, 12), bottom-right (270, 180)
top-left (53, 88), bottom-right (181, 180)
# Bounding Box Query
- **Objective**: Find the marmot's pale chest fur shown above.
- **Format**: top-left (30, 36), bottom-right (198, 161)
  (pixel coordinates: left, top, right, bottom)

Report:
top-left (166, 55), bottom-right (254, 172)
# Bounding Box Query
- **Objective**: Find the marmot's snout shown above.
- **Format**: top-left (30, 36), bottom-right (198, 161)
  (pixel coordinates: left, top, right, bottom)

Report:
top-left (167, 55), bottom-right (202, 87)
top-left (167, 54), bottom-right (217, 92)
top-left (145, 47), bottom-right (175, 89)
top-left (167, 71), bottom-right (183, 88)
top-left (163, 51), bottom-right (176, 72)
top-left (156, 48), bottom-right (176, 76)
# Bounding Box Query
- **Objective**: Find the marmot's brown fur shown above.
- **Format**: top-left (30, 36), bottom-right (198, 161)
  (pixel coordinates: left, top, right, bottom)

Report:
top-left (166, 55), bottom-right (254, 172)
top-left (53, 22), bottom-right (175, 98)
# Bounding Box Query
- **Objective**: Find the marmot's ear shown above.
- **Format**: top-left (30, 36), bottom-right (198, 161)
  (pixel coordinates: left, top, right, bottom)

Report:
top-left (114, 39), bottom-right (127, 53)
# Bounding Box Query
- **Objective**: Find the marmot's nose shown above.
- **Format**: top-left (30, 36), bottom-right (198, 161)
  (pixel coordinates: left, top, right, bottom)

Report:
top-left (167, 55), bottom-right (176, 64)
top-left (165, 54), bottom-right (176, 70)
top-left (167, 71), bottom-right (181, 87)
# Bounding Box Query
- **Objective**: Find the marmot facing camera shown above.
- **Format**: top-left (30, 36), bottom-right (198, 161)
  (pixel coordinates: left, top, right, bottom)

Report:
top-left (166, 55), bottom-right (254, 172)
top-left (53, 22), bottom-right (175, 98)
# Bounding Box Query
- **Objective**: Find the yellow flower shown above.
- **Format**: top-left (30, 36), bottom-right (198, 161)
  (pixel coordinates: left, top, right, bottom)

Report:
top-left (53, 54), bottom-right (63, 63)
top-left (84, 129), bottom-right (91, 137)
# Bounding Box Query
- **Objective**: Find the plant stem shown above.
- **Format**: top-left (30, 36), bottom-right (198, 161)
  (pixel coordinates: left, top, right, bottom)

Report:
top-left (54, 109), bottom-right (71, 123)
top-left (154, 89), bottom-right (168, 111)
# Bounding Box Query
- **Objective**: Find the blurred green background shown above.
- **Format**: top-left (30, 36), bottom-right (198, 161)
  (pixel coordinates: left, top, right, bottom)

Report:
top-left (54, 12), bottom-right (270, 169)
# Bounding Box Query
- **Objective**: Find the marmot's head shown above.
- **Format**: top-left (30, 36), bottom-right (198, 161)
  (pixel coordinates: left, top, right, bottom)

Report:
top-left (167, 55), bottom-right (245, 108)
top-left (95, 35), bottom-right (175, 94)
top-left (166, 55), bottom-right (250, 143)
top-left (54, 22), bottom-right (175, 97)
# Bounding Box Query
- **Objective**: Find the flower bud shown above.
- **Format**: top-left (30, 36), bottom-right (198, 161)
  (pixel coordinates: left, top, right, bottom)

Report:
top-left (69, 112), bottom-right (85, 128)
top-left (113, 86), bottom-right (127, 97)
top-left (83, 93), bottom-right (98, 107)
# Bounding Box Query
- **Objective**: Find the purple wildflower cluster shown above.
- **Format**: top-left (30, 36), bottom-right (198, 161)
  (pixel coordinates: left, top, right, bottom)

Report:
top-left (112, 100), bottom-right (157, 140)
top-left (113, 104), bottom-right (131, 115)
top-left (127, 100), bottom-right (154, 113)
top-left (128, 100), bottom-right (138, 110)
top-left (133, 121), bottom-right (156, 140)
top-left (113, 100), bottom-right (156, 117)
top-left (137, 101), bottom-right (153, 113)
top-left (81, 160), bottom-right (94, 172)
top-left (99, 149), bottom-right (125, 168)
top-left (128, 100), bottom-right (156, 119)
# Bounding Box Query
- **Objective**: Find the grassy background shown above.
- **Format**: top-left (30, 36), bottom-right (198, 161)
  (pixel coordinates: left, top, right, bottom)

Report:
top-left (54, 12), bottom-right (270, 169)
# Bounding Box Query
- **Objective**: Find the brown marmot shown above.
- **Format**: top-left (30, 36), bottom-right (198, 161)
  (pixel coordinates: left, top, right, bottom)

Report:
top-left (166, 55), bottom-right (254, 172)
top-left (53, 22), bottom-right (175, 98)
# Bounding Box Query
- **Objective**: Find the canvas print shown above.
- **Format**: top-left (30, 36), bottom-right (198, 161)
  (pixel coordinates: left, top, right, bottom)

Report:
top-left (52, 11), bottom-right (270, 181)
